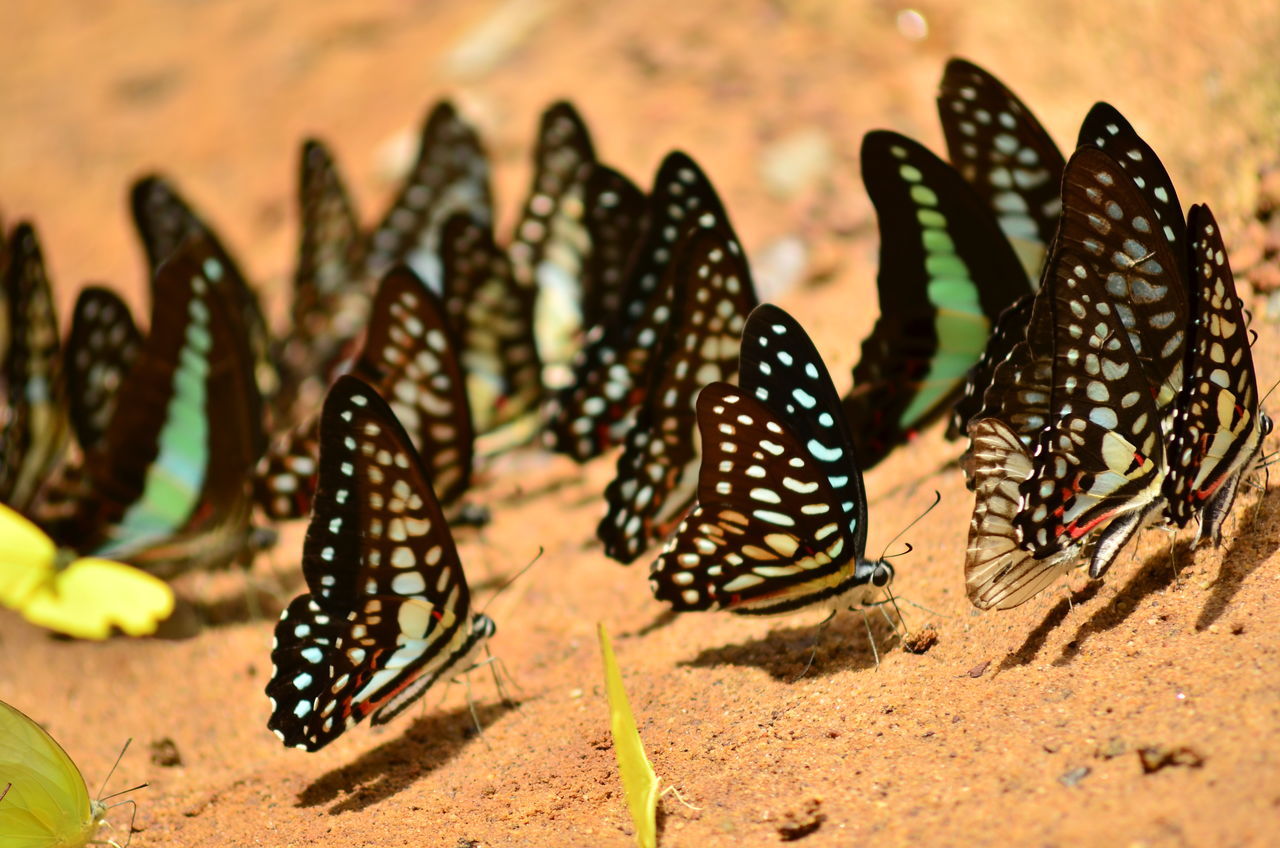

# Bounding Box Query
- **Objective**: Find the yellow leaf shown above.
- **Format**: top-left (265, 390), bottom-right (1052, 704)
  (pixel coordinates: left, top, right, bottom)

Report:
top-left (598, 623), bottom-right (659, 848)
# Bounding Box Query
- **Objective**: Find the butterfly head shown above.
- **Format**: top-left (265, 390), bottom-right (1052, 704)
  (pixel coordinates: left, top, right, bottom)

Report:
top-left (470, 612), bottom-right (497, 639)
top-left (852, 558), bottom-right (895, 607)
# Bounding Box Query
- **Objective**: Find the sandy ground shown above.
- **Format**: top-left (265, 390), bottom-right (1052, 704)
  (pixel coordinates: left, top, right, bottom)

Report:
top-left (3, 1), bottom-right (1280, 845)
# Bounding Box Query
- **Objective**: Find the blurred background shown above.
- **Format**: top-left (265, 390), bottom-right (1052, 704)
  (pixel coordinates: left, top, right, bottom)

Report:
top-left (4, 0), bottom-right (1278, 371)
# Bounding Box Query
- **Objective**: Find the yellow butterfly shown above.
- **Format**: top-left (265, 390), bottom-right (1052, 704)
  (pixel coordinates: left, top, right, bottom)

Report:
top-left (0, 699), bottom-right (132, 848)
top-left (0, 504), bottom-right (174, 639)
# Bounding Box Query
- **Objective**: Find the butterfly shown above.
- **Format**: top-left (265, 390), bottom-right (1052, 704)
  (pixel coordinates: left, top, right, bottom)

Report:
top-left (650, 304), bottom-right (896, 615)
top-left (965, 249), bottom-right (1167, 608)
top-left (439, 212), bottom-right (542, 439)
top-left (255, 265), bottom-right (474, 521)
top-left (0, 223), bottom-right (70, 515)
top-left (49, 235), bottom-right (265, 577)
top-left (598, 226), bottom-right (759, 564)
top-left (0, 699), bottom-right (132, 847)
top-left (266, 374), bottom-right (495, 752)
top-left (0, 503), bottom-right (173, 639)
top-left (363, 101), bottom-right (493, 291)
top-left (937, 57), bottom-right (1065, 282)
top-left (507, 102), bottom-right (596, 386)
top-left (1162, 204), bottom-right (1271, 545)
top-left (274, 138), bottom-right (370, 423)
top-left (544, 151), bottom-right (732, 461)
top-left (842, 130), bottom-right (1031, 467)
top-left (64, 286), bottom-right (142, 456)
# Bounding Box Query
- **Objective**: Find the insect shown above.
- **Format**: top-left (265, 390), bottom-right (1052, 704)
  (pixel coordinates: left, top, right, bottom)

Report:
top-left (64, 286), bottom-right (142, 456)
top-left (0, 503), bottom-right (173, 639)
top-left (598, 226), bottom-right (758, 563)
top-left (544, 151), bottom-right (732, 461)
top-left (266, 375), bottom-right (495, 752)
top-left (650, 305), bottom-right (898, 616)
top-left (0, 223), bottom-right (70, 515)
top-left (1162, 205), bottom-right (1271, 545)
top-left (0, 698), bottom-right (138, 847)
top-left (255, 265), bottom-right (474, 521)
top-left (47, 235), bottom-right (265, 577)
top-left (842, 130), bottom-right (1030, 467)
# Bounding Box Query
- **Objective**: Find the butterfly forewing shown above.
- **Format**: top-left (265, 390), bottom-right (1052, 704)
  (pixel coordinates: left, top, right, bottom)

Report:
top-left (544, 152), bottom-right (730, 461)
top-left (1077, 102), bottom-right (1188, 283)
top-left (950, 292), bottom-right (1034, 441)
top-left (599, 228), bottom-right (758, 563)
top-left (364, 101), bottom-right (492, 290)
top-left (580, 165), bottom-right (647, 333)
top-left (937, 58), bottom-right (1065, 280)
top-left (266, 375), bottom-right (489, 751)
top-left (843, 130), bottom-right (1030, 467)
top-left (65, 287), bottom-right (141, 455)
top-left (0, 224), bottom-right (69, 513)
top-left (1056, 147), bottom-right (1190, 408)
top-left (1163, 205), bottom-right (1269, 543)
top-left (1014, 253), bottom-right (1165, 570)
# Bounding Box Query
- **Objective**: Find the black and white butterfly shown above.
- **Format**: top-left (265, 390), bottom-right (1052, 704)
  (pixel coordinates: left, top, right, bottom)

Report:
top-left (1162, 204), bottom-right (1271, 545)
top-left (266, 375), bottom-right (495, 752)
top-left (650, 305), bottom-right (896, 616)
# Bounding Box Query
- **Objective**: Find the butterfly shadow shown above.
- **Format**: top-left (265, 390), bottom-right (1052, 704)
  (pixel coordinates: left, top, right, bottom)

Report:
top-left (680, 612), bottom-right (892, 681)
top-left (1195, 489), bottom-right (1280, 631)
top-left (297, 699), bottom-right (517, 815)
top-left (1053, 538), bottom-right (1194, 667)
top-left (996, 581), bottom-right (1104, 672)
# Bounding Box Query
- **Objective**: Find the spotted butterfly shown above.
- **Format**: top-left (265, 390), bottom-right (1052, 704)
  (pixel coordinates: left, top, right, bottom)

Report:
top-left (266, 374), bottom-right (495, 752)
top-left (937, 57), bottom-right (1065, 282)
top-left (650, 305), bottom-right (896, 616)
top-left (843, 130), bottom-right (1030, 467)
top-left (275, 138), bottom-right (370, 423)
top-left (965, 250), bottom-right (1165, 606)
top-left (1162, 205), bottom-right (1271, 545)
top-left (0, 223), bottom-right (70, 515)
top-left (544, 152), bottom-right (733, 461)
top-left (598, 227), bottom-right (758, 564)
top-left (255, 265), bottom-right (474, 521)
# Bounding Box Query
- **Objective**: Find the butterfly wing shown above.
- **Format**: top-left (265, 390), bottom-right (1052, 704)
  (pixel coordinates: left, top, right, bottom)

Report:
top-left (364, 101), bottom-right (492, 290)
top-left (937, 58), bottom-right (1065, 280)
top-left (544, 152), bottom-right (732, 460)
top-left (439, 213), bottom-right (542, 436)
top-left (266, 376), bottom-right (487, 751)
top-left (843, 130), bottom-right (1030, 466)
top-left (0, 224), bottom-right (69, 514)
top-left (0, 699), bottom-right (98, 848)
top-left (65, 286), bottom-right (142, 455)
top-left (1056, 147), bottom-right (1190, 409)
top-left (580, 165), bottom-right (647, 336)
top-left (1163, 205), bottom-right (1269, 543)
top-left (599, 227), bottom-right (757, 563)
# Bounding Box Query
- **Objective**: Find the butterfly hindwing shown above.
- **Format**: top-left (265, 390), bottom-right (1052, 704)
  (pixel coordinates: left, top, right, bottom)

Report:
top-left (266, 375), bottom-right (493, 752)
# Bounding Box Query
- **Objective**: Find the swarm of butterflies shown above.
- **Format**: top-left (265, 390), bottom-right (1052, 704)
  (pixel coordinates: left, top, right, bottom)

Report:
top-left (1, 57), bottom-right (1272, 841)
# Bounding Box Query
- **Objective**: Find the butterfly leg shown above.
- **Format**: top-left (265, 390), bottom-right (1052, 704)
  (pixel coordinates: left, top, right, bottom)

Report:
top-left (462, 672), bottom-right (490, 748)
top-left (860, 609), bottom-right (881, 669)
top-left (792, 609), bottom-right (837, 682)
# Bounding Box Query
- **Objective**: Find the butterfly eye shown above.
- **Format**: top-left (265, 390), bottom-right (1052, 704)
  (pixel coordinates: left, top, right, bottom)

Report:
top-left (872, 563), bottom-right (894, 588)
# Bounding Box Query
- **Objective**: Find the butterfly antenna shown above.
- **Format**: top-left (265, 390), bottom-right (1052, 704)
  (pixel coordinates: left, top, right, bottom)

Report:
top-left (0, 782), bottom-right (10, 803)
top-left (876, 490), bottom-right (941, 562)
top-left (1259, 374), bottom-right (1280, 405)
top-left (94, 739), bottom-right (132, 802)
top-left (479, 546), bottom-right (544, 615)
